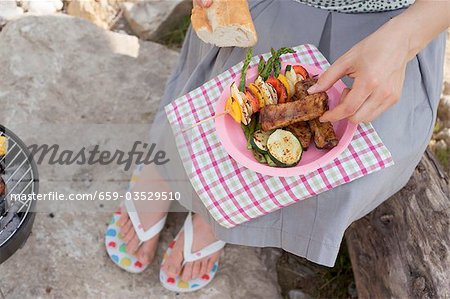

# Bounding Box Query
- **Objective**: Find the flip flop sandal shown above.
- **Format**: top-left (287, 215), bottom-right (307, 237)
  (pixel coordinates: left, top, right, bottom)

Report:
top-left (160, 212), bottom-right (226, 292)
top-left (105, 165), bottom-right (167, 273)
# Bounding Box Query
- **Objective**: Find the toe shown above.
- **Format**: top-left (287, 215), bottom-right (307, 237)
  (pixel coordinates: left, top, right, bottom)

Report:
top-left (191, 260), bottom-right (201, 279)
top-left (199, 259), bottom-right (208, 276)
top-left (206, 257), bottom-right (216, 273)
top-left (164, 235), bottom-right (185, 277)
top-left (124, 224), bottom-right (137, 244)
top-left (137, 237), bottom-right (156, 264)
top-left (116, 209), bottom-right (128, 227)
top-left (119, 218), bottom-right (132, 239)
top-left (165, 250), bottom-right (183, 277)
top-left (126, 233), bottom-right (140, 254)
top-left (181, 262), bottom-right (193, 282)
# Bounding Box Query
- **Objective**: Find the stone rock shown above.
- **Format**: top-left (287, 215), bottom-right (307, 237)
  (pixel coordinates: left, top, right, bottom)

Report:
top-left (0, 14), bottom-right (175, 125)
top-left (436, 128), bottom-right (450, 146)
top-left (435, 139), bottom-right (448, 152)
top-left (443, 81), bottom-right (450, 95)
top-left (22, 0), bottom-right (63, 14)
top-left (0, 15), bottom-right (282, 298)
top-left (122, 0), bottom-right (192, 41)
top-left (0, 0), bottom-right (23, 22)
top-left (66, 0), bottom-right (116, 29)
top-left (288, 289), bottom-right (313, 299)
top-left (438, 95), bottom-right (450, 128)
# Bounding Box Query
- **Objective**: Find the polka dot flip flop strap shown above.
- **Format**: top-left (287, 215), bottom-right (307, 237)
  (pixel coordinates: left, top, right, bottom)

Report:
top-left (160, 212), bottom-right (225, 292)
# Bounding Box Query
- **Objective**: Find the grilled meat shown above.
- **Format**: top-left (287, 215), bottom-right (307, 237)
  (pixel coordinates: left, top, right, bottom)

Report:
top-left (286, 122), bottom-right (312, 150)
top-left (260, 93), bottom-right (328, 131)
top-left (293, 79), bottom-right (338, 149)
top-left (292, 78), bottom-right (318, 101)
top-left (309, 118), bottom-right (339, 149)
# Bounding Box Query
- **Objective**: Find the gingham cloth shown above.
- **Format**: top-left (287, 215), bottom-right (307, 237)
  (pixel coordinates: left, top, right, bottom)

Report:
top-left (165, 44), bottom-right (394, 229)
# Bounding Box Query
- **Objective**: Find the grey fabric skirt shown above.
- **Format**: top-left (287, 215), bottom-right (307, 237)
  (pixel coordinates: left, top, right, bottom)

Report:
top-left (149, 0), bottom-right (446, 267)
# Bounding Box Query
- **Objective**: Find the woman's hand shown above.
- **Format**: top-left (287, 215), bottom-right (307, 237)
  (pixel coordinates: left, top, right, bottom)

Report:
top-left (309, 0), bottom-right (450, 124)
top-left (308, 22), bottom-right (409, 124)
top-left (193, 0), bottom-right (212, 8)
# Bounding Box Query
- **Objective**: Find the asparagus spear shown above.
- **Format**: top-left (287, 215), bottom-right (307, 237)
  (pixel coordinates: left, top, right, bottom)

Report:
top-left (239, 48), bottom-right (254, 92)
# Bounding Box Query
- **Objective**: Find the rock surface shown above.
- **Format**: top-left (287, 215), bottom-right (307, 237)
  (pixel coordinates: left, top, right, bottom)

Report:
top-left (22, 0), bottom-right (63, 14)
top-left (0, 0), bottom-right (23, 25)
top-left (67, 0), bottom-right (117, 29)
top-left (0, 15), bottom-right (281, 299)
top-left (122, 0), bottom-right (192, 41)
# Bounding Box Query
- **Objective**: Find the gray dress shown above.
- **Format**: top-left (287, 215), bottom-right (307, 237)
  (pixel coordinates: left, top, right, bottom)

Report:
top-left (148, 0), bottom-right (446, 266)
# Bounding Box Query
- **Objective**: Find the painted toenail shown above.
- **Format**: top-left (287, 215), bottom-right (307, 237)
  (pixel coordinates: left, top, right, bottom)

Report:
top-left (201, 274), bottom-right (210, 280)
top-left (168, 241), bottom-right (175, 249)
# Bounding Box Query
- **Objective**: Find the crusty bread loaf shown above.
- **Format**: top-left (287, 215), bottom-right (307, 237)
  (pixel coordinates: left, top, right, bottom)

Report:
top-left (191, 0), bottom-right (258, 48)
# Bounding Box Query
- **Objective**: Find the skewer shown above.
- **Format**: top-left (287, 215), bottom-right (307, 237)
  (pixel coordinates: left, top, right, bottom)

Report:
top-left (181, 110), bottom-right (229, 133)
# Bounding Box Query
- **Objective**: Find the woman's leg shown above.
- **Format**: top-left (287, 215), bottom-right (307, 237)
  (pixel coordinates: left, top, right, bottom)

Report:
top-left (153, 0), bottom-right (330, 274)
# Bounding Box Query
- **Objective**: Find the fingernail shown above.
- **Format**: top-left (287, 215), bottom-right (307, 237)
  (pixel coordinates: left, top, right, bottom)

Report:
top-left (319, 115), bottom-right (328, 122)
top-left (307, 84), bottom-right (319, 94)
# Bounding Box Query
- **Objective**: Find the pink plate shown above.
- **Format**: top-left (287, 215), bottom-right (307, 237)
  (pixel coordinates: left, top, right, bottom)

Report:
top-left (215, 62), bottom-right (357, 177)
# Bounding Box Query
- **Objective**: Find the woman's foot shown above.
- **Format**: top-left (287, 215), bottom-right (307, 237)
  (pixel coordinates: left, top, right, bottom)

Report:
top-left (114, 164), bottom-right (172, 266)
top-left (161, 213), bottom-right (222, 281)
top-left (116, 210), bottom-right (167, 265)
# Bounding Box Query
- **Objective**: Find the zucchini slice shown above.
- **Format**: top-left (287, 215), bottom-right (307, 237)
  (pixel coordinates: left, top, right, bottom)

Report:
top-left (264, 154), bottom-right (277, 167)
top-left (252, 149), bottom-right (267, 164)
top-left (250, 130), bottom-right (271, 154)
top-left (267, 129), bottom-right (303, 167)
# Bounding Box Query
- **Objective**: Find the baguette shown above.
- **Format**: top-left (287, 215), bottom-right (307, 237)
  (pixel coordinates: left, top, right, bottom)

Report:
top-left (191, 0), bottom-right (258, 47)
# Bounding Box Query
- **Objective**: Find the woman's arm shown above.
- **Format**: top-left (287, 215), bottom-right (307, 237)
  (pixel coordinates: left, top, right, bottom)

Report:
top-left (308, 0), bottom-right (450, 124)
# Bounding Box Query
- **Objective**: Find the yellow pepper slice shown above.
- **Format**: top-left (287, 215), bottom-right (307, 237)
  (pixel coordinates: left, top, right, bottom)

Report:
top-left (277, 74), bottom-right (292, 99)
top-left (225, 96), bottom-right (242, 123)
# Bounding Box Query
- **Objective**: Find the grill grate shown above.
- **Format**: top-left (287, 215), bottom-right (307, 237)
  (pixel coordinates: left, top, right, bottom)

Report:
top-left (0, 127), bottom-right (38, 260)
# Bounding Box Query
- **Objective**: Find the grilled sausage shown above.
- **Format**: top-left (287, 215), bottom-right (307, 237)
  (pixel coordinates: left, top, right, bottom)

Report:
top-left (286, 122), bottom-right (312, 150)
top-left (309, 118), bottom-right (339, 149)
top-left (260, 93), bottom-right (328, 131)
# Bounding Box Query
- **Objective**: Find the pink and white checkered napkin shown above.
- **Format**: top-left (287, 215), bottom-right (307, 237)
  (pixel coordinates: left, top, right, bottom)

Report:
top-left (165, 44), bottom-right (394, 229)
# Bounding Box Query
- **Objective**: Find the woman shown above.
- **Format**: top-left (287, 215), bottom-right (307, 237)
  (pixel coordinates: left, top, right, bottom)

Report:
top-left (104, 0), bottom-right (449, 292)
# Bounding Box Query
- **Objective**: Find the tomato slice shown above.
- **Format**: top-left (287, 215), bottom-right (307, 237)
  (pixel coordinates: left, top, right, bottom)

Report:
top-left (293, 65), bottom-right (309, 80)
top-left (277, 81), bottom-right (288, 104)
top-left (245, 89), bottom-right (260, 113)
top-left (266, 77), bottom-right (288, 104)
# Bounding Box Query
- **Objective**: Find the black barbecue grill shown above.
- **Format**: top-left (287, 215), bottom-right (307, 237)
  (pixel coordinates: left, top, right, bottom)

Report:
top-left (0, 126), bottom-right (39, 264)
